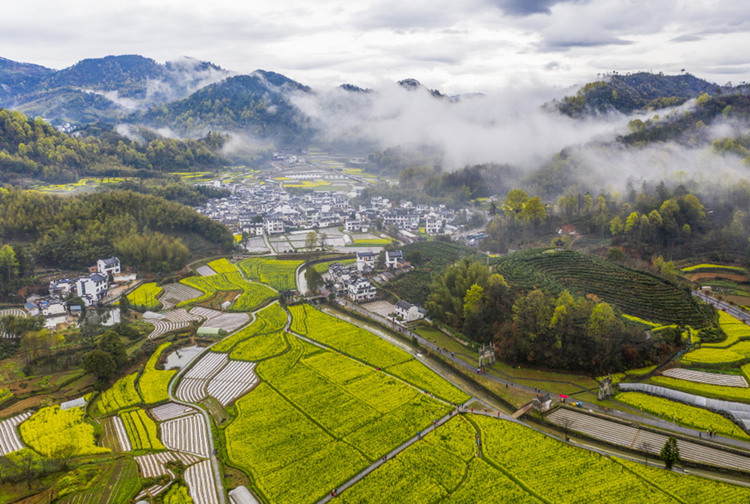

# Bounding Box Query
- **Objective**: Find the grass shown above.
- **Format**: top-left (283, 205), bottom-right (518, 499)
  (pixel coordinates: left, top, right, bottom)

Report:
top-left (415, 326), bottom-right (476, 356)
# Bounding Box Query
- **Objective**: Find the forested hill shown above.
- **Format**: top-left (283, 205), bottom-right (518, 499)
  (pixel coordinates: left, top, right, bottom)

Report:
top-left (552, 72), bottom-right (718, 117)
top-left (620, 93), bottom-right (750, 149)
top-left (0, 187), bottom-right (234, 271)
top-left (129, 72), bottom-right (314, 145)
top-left (0, 109), bottom-right (230, 183)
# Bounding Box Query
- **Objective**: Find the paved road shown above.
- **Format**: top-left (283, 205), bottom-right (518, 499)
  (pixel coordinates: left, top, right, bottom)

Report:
top-left (693, 291), bottom-right (750, 323)
top-left (337, 298), bottom-right (750, 453)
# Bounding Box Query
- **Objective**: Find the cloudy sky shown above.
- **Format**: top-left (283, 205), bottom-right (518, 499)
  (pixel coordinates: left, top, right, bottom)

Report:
top-left (4, 0), bottom-right (749, 94)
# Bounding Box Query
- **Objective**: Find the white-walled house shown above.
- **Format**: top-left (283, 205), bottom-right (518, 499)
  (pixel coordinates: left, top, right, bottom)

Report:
top-left (76, 273), bottom-right (108, 300)
top-left (385, 250), bottom-right (403, 269)
top-left (356, 252), bottom-right (376, 272)
top-left (348, 278), bottom-right (377, 301)
top-left (97, 257), bottom-right (121, 276)
top-left (393, 300), bottom-right (426, 322)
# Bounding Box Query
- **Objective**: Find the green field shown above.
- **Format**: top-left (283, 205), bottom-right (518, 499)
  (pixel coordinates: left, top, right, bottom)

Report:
top-left (126, 282), bottom-right (163, 311)
top-left (289, 304), bottom-right (470, 404)
top-left (617, 392), bottom-right (749, 439)
top-left (493, 249), bottom-right (714, 327)
top-left (238, 257), bottom-right (304, 291)
top-left (178, 271), bottom-right (276, 311)
top-left (138, 342), bottom-right (175, 404)
top-left (95, 373), bottom-right (143, 416)
top-left (119, 409), bottom-right (165, 450)
top-left (20, 406), bottom-right (110, 457)
top-left (226, 332), bottom-right (453, 504)
top-left (212, 302), bottom-right (287, 353)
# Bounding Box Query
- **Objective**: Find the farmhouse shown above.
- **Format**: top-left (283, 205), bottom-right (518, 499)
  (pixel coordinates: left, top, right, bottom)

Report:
top-left (532, 393), bottom-right (552, 412)
top-left (76, 273), bottom-right (108, 300)
top-left (393, 300), bottom-right (426, 322)
top-left (356, 251), bottom-right (376, 272)
top-left (97, 257), bottom-right (121, 276)
top-left (348, 277), bottom-right (377, 302)
top-left (385, 250), bottom-right (403, 269)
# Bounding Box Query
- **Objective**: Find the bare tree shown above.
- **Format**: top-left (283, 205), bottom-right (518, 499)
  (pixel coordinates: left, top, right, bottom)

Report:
top-left (638, 441), bottom-right (653, 465)
top-left (559, 417), bottom-right (575, 441)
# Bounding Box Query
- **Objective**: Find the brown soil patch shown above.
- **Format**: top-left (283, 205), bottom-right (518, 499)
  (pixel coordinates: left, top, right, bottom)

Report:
top-left (688, 272), bottom-right (748, 282)
top-left (0, 395), bottom-right (46, 417)
top-left (720, 295), bottom-right (750, 307)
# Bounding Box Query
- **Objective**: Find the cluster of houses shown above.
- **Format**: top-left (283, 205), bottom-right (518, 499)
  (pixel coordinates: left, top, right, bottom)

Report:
top-left (194, 181), bottom-right (475, 240)
top-left (28, 257), bottom-right (124, 328)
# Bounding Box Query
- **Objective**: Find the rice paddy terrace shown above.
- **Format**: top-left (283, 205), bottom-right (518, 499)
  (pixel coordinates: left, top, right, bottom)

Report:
top-left (493, 249), bottom-right (714, 327)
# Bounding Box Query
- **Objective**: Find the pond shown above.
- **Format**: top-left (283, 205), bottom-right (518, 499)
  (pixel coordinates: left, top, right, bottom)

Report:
top-left (164, 345), bottom-right (204, 370)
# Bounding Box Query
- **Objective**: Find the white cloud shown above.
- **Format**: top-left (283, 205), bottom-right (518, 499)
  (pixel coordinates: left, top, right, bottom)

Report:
top-left (1, 0), bottom-right (748, 94)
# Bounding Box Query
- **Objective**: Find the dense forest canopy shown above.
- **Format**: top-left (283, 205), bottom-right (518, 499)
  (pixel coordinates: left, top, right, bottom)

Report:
top-left (0, 187), bottom-right (234, 272)
top-left (0, 109), bottom-right (230, 183)
top-left (551, 72), bottom-right (720, 117)
top-left (129, 73), bottom-right (313, 145)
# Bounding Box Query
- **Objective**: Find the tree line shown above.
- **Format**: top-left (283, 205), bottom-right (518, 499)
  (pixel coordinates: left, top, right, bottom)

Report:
top-left (0, 187), bottom-right (234, 273)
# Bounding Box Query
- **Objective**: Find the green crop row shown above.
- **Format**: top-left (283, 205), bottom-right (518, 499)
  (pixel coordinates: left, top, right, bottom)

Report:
top-left (138, 342), bottom-right (175, 405)
top-left (95, 373), bottom-right (142, 416)
top-left (212, 302), bottom-right (287, 353)
top-left (119, 409), bottom-right (164, 450)
top-left (616, 392), bottom-right (748, 439)
top-left (238, 258), bottom-right (303, 291)
top-left (494, 249), bottom-right (713, 327)
top-left (178, 271), bottom-right (276, 311)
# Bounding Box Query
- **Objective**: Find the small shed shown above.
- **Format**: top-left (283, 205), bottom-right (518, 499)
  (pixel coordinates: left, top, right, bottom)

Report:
top-left (221, 301), bottom-right (232, 310)
top-left (532, 393), bottom-right (552, 412)
top-left (197, 327), bottom-right (225, 338)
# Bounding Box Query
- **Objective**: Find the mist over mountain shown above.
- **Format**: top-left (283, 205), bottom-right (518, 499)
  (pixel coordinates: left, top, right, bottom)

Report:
top-left (2, 53), bottom-right (750, 201)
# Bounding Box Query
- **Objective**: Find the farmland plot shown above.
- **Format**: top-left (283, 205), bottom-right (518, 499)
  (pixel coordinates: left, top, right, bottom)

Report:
top-left (150, 402), bottom-right (198, 421)
top-left (120, 409), bottom-right (165, 450)
top-left (196, 265), bottom-right (217, 276)
top-left (243, 236), bottom-right (268, 253)
top-left (176, 352), bottom-right (229, 402)
top-left (206, 360), bottom-right (258, 406)
top-left (212, 302), bottom-right (287, 353)
top-left (95, 373), bottom-right (142, 415)
top-left (238, 258), bottom-right (303, 291)
top-left (139, 341), bottom-right (176, 404)
top-left (0, 309), bottom-right (26, 338)
top-left (201, 312), bottom-right (250, 333)
top-left (161, 414), bottom-right (211, 457)
top-left (134, 451), bottom-right (201, 478)
top-left (101, 415), bottom-right (131, 452)
top-left (663, 368), bottom-right (748, 387)
top-left (148, 320), bottom-right (191, 340)
top-left (184, 459), bottom-right (220, 504)
top-left (178, 272), bottom-right (276, 312)
top-left (0, 411), bottom-right (31, 455)
top-left (230, 331), bottom-right (288, 361)
top-left (190, 306), bottom-right (222, 320)
top-left (160, 283), bottom-right (203, 310)
top-left (163, 308), bottom-right (203, 323)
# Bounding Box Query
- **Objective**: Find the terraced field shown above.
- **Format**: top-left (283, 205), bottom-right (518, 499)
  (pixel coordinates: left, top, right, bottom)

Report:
top-left (493, 249), bottom-right (714, 327)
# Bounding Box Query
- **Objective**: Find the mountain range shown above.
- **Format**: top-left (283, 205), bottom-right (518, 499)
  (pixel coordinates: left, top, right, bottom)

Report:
top-left (0, 54), bottom-right (745, 149)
